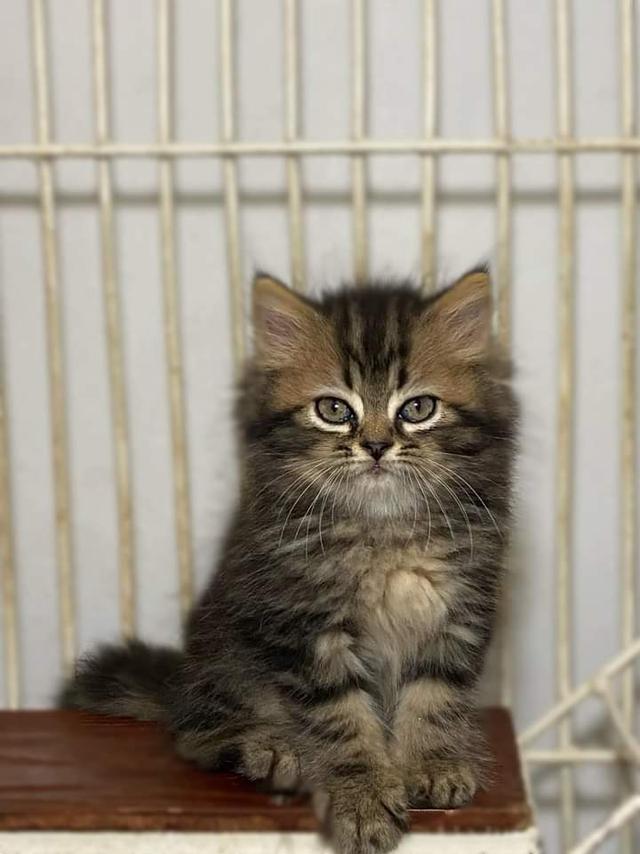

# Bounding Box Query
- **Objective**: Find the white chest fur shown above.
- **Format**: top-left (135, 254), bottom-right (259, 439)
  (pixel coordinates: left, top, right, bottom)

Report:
top-left (311, 542), bottom-right (462, 693)
top-left (351, 544), bottom-right (458, 669)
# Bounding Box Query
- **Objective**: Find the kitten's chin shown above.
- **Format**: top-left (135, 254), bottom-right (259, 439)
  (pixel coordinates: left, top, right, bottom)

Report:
top-left (346, 468), bottom-right (418, 520)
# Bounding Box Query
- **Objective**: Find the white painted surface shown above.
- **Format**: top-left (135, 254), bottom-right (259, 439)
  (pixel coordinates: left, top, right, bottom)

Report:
top-left (0, 830), bottom-right (542, 854)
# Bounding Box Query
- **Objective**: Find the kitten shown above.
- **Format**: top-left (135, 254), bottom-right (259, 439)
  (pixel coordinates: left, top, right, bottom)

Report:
top-left (61, 269), bottom-right (517, 854)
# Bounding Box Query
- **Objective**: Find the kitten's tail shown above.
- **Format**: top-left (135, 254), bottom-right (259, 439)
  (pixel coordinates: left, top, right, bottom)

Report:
top-left (58, 639), bottom-right (182, 722)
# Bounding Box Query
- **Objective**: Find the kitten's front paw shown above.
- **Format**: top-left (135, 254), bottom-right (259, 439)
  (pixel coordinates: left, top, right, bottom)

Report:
top-left (407, 758), bottom-right (478, 809)
top-left (241, 739), bottom-right (301, 791)
top-left (329, 778), bottom-right (408, 854)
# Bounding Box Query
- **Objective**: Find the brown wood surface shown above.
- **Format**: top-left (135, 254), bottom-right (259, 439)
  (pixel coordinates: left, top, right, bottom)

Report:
top-left (0, 707), bottom-right (531, 833)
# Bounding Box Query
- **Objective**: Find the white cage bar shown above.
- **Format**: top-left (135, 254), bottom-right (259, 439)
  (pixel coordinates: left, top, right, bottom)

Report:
top-left (30, 0), bottom-right (76, 676)
top-left (490, 0), bottom-right (513, 709)
top-left (0, 2), bottom-right (638, 852)
top-left (351, 0), bottom-right (368, 283)
top-left (619, 3), bottom-right (637, 852)
top-left (554, 0), bottom-right (577, 847)
top-left (420, 0), bottom-right (437, 291)
top-left (4, 136), bottom-right (640, 158)
top-left (92, 0), bottom-right (136, 639)
top-left (0, 338), bottom-right (18, 708)
top-left (158, 0), bottom-right (194, 618)
top-left (284, 0), bottom-right (305, 291)
top-left (219, 0), bottom-right (246, 372)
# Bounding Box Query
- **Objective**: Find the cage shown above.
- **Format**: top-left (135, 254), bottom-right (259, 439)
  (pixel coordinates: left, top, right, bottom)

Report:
top-left (0, 1), bottom-right (638, 852)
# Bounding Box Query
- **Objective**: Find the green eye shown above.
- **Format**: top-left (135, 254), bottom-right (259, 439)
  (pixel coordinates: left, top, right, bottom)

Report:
top-left (315, 397), bottom-right (355, 425)
top-left (397, 395), bottom-right (437, 424)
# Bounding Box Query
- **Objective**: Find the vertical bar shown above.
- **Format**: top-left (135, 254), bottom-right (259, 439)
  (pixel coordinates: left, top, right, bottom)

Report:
top-left (157, 0), bottom-right (194, 617)
top-left (30, 0), bottom-right (76, 675)
top-left (219, 0), bottom-right (246, 371)
top-left (619, 0), bottom-right (637, 733)
top-left (619, 3), bottom-right (637, 852)
top-left (0, 341), bottom-right (19, 707)
top-left (491, 0), bottom-right (513, 707)
top-left (554, 0), bottom-right (576, 847)
top-left (284, 0), bottom-right (305, 291)
top-left (492, 0), bottom-right (512, 350)
top-left (92, 0), bottom-right (135, 638)
top-left (421, 0), bottom-right (437, 291)
top-left (351, 0), bottom-right (367, 282)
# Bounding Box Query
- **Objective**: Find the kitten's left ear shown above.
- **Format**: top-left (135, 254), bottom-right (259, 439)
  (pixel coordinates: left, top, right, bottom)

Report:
top-left (426, 268), bottom-right (492, 360)
top-left (252, 273), bottom-right (323, 368)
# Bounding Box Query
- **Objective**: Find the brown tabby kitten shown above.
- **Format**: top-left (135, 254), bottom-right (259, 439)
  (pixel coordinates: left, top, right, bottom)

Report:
top-left (61, 269), bottom-right (517, 854)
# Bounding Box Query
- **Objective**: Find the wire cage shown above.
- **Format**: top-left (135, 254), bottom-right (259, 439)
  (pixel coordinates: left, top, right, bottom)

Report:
top-left (0, 1), bottom-right (638, 852)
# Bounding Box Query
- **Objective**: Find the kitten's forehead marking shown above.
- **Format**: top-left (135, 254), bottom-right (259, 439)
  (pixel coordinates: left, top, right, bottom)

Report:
top-left (335, 292), bottom-right (411, 395)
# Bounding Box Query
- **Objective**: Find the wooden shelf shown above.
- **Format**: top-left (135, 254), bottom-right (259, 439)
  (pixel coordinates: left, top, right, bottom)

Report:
top-left (0, 707), bottom-right (531, 834)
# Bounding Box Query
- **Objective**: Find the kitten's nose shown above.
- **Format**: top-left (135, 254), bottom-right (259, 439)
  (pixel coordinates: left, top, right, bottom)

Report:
top-left (361, 440), bottom-right (392, 461)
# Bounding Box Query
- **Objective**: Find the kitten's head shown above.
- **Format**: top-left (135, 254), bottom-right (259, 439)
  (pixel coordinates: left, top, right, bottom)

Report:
top-left (243, 271), bottom-right (516, 525)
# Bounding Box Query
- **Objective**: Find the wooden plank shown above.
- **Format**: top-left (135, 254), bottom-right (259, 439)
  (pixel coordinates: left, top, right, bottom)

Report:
top-left (0, 707), bottom-right (531, 833)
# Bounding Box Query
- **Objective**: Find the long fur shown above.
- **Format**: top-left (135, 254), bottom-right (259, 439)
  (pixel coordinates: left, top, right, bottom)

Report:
top-left (62, 271), bottom-right (517, 854)
top-left (59, 639), bottom-right (182, 721)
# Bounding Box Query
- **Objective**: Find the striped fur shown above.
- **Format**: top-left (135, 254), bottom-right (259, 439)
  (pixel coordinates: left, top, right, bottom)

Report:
top-left (62, 269), bottom-right (517, 854)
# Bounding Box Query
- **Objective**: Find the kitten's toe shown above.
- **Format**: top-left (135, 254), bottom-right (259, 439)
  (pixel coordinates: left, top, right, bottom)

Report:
top-left (329, 779), bottom-right (407, 854)
top-left (241, 744), bottom-right (274, 779)
top-left (271, 747), bottom-right (301, 790)
top-left (408, 759), bottom-right (478, 809)
top-left (241, 741), bottom-right (301, 791)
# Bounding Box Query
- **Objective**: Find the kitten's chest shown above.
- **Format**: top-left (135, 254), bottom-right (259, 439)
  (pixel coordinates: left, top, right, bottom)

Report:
top-left (338, 543), bottom-right (458, 661)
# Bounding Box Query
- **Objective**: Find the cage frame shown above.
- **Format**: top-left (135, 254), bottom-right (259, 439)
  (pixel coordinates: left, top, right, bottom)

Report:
top-left (0, 1), bottom-right (638, 852)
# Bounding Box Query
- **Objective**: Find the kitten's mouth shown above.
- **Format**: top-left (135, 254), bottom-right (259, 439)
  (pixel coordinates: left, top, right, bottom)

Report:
top-left (363, 461), bottom-right (392, 478)
top-left (351, 460), bottom-right (395, 480)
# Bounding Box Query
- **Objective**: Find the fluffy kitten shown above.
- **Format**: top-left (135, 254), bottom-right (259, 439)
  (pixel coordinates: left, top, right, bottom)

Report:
top-left (61, 269), bottom-right (517, 854)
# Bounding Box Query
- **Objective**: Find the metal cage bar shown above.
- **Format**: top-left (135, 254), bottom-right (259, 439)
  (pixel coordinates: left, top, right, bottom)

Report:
top-left (490, 0), bottom-right (514, 709)
top-left (492, 0), bottom-right (512, 350)
top-left (351, 0), bottom-right (368, 283)
top-left (92, 0), bottom-right (136, 638)
top-left (219, 0), bottom-right (246, 371)
top-left (420, 0), bottom-right (438, 292)
top-left (0, 342), bottom-right (19, 708)
top-left (520, 636), bottom-right (640, 746)
top-left (5, 136), bottom-right (640, 159)
top-left (619, 3), bottom-right (637, 852)
top-left (1, 3), bottom-right (639, 850)
top-left (284, 0), bottom-right (305, 291)
top-left (157, 0), bottom-right (194, 617)
top-left (30, 0), bottom-right (76, 676)
top-left (619, 0), bottom-right (637, 745)
top-left (554, 0), bottom-right (577, 846)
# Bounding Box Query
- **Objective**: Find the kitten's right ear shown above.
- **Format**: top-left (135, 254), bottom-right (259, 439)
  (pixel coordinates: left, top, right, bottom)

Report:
top-left (252, 274), bottom-right (320, 368)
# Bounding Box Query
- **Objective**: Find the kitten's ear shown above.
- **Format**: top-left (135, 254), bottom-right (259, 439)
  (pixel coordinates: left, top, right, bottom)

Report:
top-left (252, 274), bottom-right (321, 368)
top-left (426, 268), bottom-right (492, 360)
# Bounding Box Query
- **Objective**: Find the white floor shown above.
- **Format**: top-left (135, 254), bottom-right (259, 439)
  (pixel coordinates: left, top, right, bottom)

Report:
top-left (0, 830), bottom-right (542, 854)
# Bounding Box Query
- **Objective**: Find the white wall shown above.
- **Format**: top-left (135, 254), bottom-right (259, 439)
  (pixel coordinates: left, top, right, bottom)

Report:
top-left (0, 2), bottom-right (638, 851)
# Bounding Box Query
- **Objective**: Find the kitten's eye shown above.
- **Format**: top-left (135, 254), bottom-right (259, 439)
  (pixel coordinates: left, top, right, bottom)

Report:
top-left (397, 395), bottom-right (437, 424)
top-left (315, 397), bottom-right (356, 425)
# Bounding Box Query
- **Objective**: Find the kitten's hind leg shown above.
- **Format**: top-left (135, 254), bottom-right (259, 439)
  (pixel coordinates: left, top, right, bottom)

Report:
top-left (175, 725), bottom-right (302, 791)
top-left (173, 693), bottom-right (302, 792)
